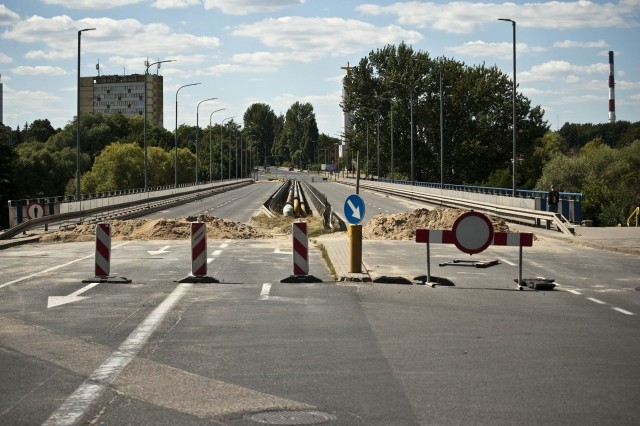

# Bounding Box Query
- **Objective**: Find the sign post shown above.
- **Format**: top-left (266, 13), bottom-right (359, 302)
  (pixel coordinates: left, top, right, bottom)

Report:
top-left (344, 194), bottom-right (366, 274)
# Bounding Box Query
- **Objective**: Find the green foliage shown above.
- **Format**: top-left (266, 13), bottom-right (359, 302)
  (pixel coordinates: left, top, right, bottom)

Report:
top-left (275, 102), bottom-right (319, 168)
top-left (342, 42), bottom-right (549, 183)
top-left (81, 143), bottom-right (144, 193)
top-left (559, 121), bottom-right (640, 150)
top-left (537, 139), bottom-right (640, 225)
top-left (243, 103), bottom-right (277, 166)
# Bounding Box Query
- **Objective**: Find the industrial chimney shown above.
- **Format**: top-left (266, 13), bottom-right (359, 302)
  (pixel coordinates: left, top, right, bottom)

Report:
top-left (608, 51), bottom-right (616, 123)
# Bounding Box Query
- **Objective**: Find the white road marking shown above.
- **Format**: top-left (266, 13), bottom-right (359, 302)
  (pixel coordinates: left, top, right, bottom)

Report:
top-left (260, 283), bottom-right (272, 300)
top-left (499, 258), bottom-right (516, 266)
top-left (0, 242), bottom-right (130, 289)
top-left (47, 282), bottom-right (100, 309)
top-left (612, 307), bottom-right (635, 316)
top-left (567, 289), bottom-right (582, 295)
top-left (220, 243), bottom-right (229, 249)
top-left (43, 283), bottom-right (192, 426)
top-left (587, 297), bottom-right (607, 305)
top-left (212, 250), bottom-right (223, 256)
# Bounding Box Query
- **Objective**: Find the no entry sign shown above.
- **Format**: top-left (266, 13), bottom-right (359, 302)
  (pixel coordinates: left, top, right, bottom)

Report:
top-left (451, 211), bottom-right (494, 255)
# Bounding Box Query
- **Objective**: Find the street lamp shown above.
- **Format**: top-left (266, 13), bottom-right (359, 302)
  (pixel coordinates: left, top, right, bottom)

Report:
top-left (209, 108), bottom-right (226, 182)
top-left (144, 59), bottom-right (175, 191)
top-left (76, 27), bottom-right (95, 201)
top-left (175, 82), bottom-right (201, 188)
top-left (499, 18), bottom-right (517, 197)
top-left (390, 81), bottom-right (414, 183)
top-left (220, 116), bottom-right (235, 182)
top-left (196, 97), bottom-right (218, 183)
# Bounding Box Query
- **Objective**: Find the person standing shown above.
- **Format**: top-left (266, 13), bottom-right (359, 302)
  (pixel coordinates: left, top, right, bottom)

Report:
top-left (547, 184), bottom-right (560, 213)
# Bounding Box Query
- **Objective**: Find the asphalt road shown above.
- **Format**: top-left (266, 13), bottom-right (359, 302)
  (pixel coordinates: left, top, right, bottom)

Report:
top-left (1, 177), bottom-right (639, 425)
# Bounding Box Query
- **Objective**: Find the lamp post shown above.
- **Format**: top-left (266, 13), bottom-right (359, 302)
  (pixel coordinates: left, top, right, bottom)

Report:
top-left (390, 81), bottom-right (414, 183)
top-left (220, 116), bottom-right (235, 181)
top-left (499, 18), bottom-right (517, 197)
top-left (76, 27), bottom-right (95, 201)
top-left (196, 97), bottom-right (217, 184)
top-left (209, 108), bottom-right (226, 182)
top-left (438, 71), bottom-right (444, 189)
top-left (175, 83), bottom-right (201, 188)
top-left (144, 59), bottom-right (175, 191)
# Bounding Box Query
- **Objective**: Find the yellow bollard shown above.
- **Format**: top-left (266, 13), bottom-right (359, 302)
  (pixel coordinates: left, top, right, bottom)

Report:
top-left (348, 224), bottom-right (362, 273)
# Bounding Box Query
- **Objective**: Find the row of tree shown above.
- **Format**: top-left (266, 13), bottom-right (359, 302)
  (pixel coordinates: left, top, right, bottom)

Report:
top-left (1, 42), bottom-right (638, 228)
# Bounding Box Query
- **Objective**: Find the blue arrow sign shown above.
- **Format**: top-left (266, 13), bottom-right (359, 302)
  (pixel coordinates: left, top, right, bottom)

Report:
top-left (344, 194), bottom-right (365, 225)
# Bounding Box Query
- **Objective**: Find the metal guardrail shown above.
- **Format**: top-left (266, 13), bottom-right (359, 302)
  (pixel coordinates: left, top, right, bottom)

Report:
top-left (0, 180), bottom-right (253, 240)
top-left (341, 180), bottom-right (576, 236)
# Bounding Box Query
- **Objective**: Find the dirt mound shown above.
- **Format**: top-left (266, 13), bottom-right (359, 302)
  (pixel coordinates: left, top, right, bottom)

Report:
top-left (362, 208), bottom-right (509, 240)
top-left (40, 215), bottom-right (269, 243)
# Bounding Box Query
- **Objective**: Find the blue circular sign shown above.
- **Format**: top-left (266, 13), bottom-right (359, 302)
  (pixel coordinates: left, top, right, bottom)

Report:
top-left (344, 194), bottom-right (365, 225)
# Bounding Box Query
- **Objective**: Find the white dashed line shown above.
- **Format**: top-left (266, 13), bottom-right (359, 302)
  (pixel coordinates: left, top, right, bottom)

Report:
top-left (587, 297), bottom-right (607, 305)
top-left (260, 283), bottom-right (272, 300)
top-left (499, 258), bottom-right (516, 266)
top-left (612, 307), bottom-right (635, 316)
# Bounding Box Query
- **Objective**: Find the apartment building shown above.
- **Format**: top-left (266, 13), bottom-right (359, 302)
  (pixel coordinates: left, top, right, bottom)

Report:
top-left (79, 73), bottom-right (164, 128)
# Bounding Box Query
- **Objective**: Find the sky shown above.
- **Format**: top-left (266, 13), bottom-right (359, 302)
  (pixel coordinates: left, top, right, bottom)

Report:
top-left (1, 0), bottom-right (639, 139)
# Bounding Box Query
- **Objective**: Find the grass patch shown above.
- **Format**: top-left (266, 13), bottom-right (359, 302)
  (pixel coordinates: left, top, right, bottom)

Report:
top-left (315, 241), bottom-right (338, 281)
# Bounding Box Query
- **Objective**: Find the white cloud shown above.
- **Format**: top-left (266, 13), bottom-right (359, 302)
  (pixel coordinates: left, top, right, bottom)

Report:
top-left (554, 40), bottom-right (609, 48)
top-left (203, 0), bottom-right (304, 15)
top-left (2, 15), bottom-right (221, 65)
top-left (232, 17), bottom-right (422, 56)
top-left (0, 52), bottom-right (13, 63)
top-left (42, 0), bottom-right (145, 10)
top-left (519, 60), bottom-right (610, 83)
top-left (11, 65), bottom-right (68, 76)
top-left (446, 41), bottom-right (545, 60)
top-left (231, 50), bottom-right (323, 66)
top-left (152, 0), bottom-right (201, 9)
top-left (357, 1), bottom-right (640, 34)
top-left (0, 4), bottom-right (20, 25)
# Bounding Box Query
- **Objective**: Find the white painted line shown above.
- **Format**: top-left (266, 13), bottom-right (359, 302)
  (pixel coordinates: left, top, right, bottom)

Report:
top-left (220, 243), bottom-right (229, 249)
top-left (0, 242), bottom-right (130, 289)
top-left (212, 250), bottom-right (223, 256)
top-left (499, 258), bottom-right (515, 266)
top-left (612, 307), bottom-right (635, 316)
top-left (567, 289), bottom-right (582, 295)
top-left (43, 283), bottom-right (192, 426)
top-left (587, 297), bottom-right (607, 305)
top-left (260, 283), bottom-right (272, 300)
top-left (207, 258), bottom-right (214, 264)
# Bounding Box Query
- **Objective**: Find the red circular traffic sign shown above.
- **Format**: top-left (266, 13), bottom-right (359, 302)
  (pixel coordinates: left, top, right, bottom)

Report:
top-left (452, 211), bottom-right (494, 255)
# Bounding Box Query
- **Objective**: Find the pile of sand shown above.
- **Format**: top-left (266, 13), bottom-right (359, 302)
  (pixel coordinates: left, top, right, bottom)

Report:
top-left (40, 215), bottom-right (269, 243)
top-left (38, 208), bottom-right (510, 243)
top-left (362, 208), bottom-right (509, 240)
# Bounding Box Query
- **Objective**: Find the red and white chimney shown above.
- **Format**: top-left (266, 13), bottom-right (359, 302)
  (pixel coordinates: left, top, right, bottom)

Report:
top-left (608, 51), bottom-right (616, 124)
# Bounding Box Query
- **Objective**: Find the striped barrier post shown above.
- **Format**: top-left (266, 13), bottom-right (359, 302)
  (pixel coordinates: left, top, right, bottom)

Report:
top-left (415, 212), bottom-right (541, 289)
top-left (293, 221), bottom-right (308, 276)
top-left (95, 222), bottom-right (111, 278)
top-left (82, 223), bottom-right (131, 283)
top-left (281, 221), bottom-right (322, 283)
top-left (178, 221), bottom-right (219, 283)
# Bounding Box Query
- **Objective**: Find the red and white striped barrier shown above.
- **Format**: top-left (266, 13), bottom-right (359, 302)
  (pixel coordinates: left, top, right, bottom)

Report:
top-left (415, 212), bottom-right (534, 289)
top-left (293, 221), bottom-right (309, 276)
top-left (178, 221), bottom-right (218, 283)
top-left (95, 222), bottom-right (111, 278)
top-left (281, 221), bottom-right (322, 283)
top-left (82, 223), bottom-right (131, 283)
top-left (191, 221), bottom-right (207, 277)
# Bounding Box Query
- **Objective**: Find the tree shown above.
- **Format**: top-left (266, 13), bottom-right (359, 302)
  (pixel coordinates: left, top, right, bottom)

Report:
top-left (341, 43), bottom-right (549, 185)
top-left (276, 102), bottom-right (319, 169)
top-left (243, 103), bottom-right (277, 167)
top-left (23, 119), bottom-right (57, 143)
top-left (80, 143), bottom-right (144, 193)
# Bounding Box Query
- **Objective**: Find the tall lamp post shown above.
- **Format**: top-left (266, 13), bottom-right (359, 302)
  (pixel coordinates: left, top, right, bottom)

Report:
top-left (390, 81), bottom-right (414, 183)
top-left (209, 108), bottom-right (226, 182)
top-left (144, 59), bottom-right (174, 191)
top-left (499, 18), bottom-right (517, 197)
top-left (220, 116), bottom-right (235, 181)
top-left (175, 82), bottom-right (201, 188)
top-left (195, 97), bottom-right (218, 183)
top-left (76, 27), bottom-right (96, 201)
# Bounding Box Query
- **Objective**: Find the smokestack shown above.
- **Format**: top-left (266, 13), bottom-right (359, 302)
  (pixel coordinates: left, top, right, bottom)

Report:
top-left (608, 50), bottom-right (616, 123)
